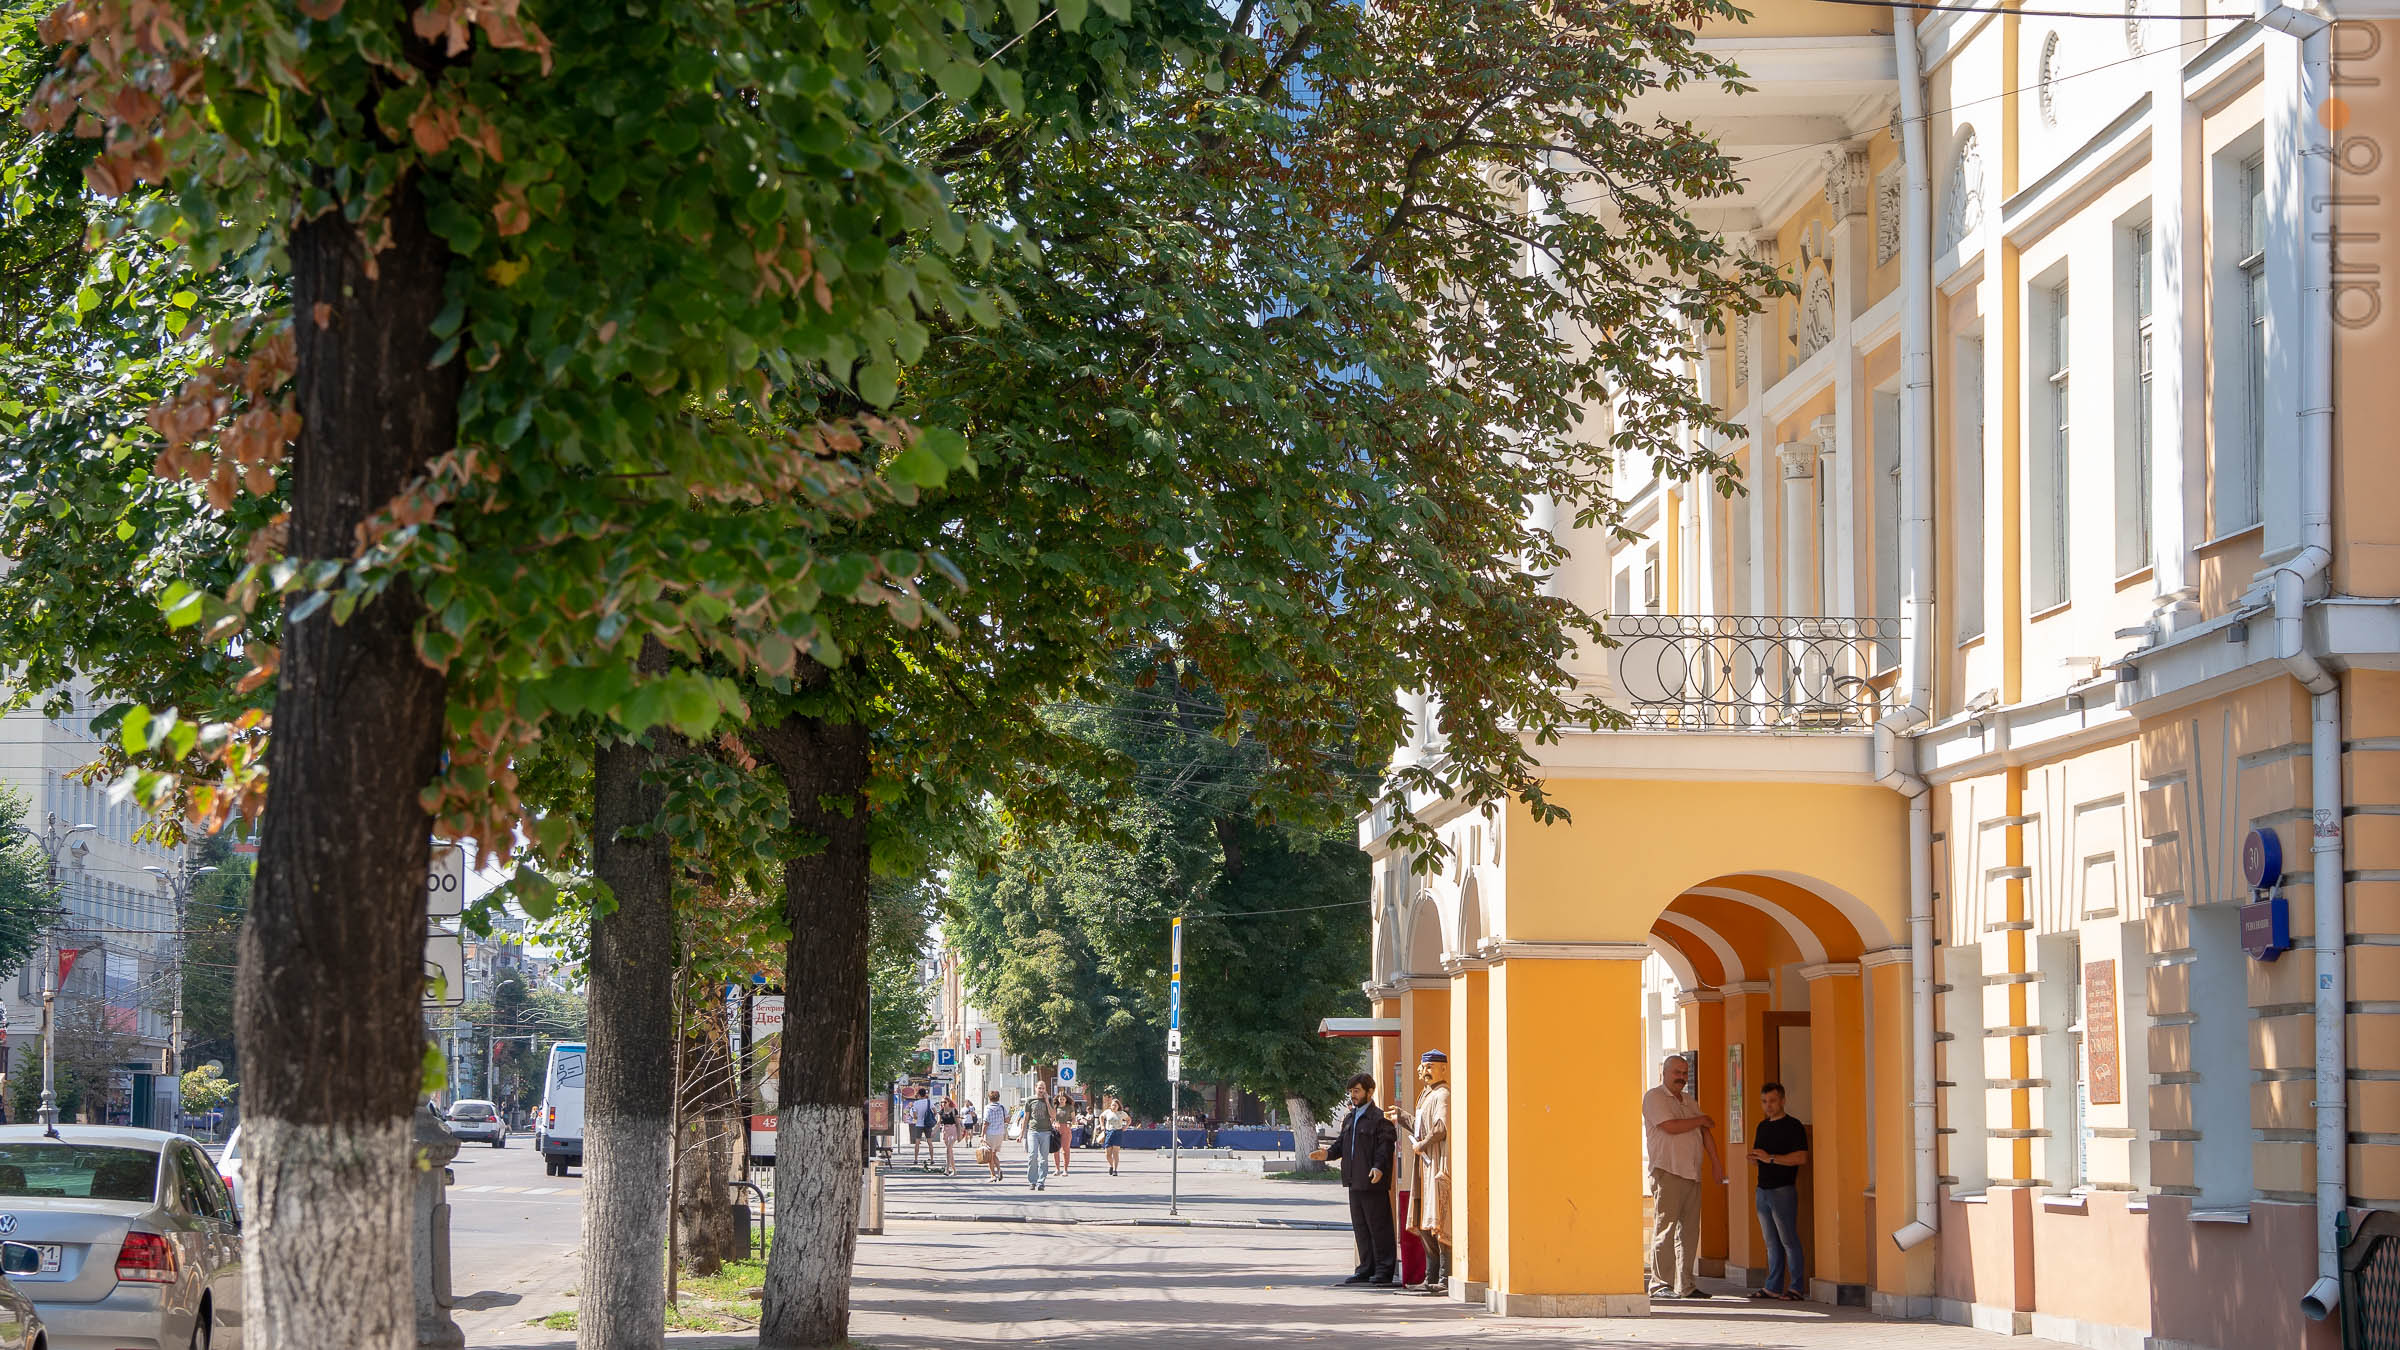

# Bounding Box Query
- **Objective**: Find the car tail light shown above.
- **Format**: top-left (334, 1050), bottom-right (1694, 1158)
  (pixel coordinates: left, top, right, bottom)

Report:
top-left (115, 1230), bottom-right (177, 1284)
top-left (544, 1106), bottom-right (555, 1129)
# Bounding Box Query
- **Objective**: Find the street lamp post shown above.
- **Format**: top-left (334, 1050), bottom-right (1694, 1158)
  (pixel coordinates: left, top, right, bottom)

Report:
top-left (145, 860), bottom-right (218, 1084)
top-left (14, 813), bottom-right (97, 1135)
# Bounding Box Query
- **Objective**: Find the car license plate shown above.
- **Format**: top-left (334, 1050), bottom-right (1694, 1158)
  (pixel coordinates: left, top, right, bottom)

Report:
top-left (1, 1245), bottom-right (59, 1275)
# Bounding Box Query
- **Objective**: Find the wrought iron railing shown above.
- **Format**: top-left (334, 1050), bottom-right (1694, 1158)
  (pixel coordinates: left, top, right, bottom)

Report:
top-left (1603, 614), bottom-right (1901, 731)
top-left (2345, 1208), bottom-right (2400, 1349)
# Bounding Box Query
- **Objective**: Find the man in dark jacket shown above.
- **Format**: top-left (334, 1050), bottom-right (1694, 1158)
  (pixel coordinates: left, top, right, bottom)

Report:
top-left (1312, 1072), bottom-right (1398, 1286)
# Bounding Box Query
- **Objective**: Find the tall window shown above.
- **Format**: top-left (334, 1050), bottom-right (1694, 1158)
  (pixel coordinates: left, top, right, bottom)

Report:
top-left (2033, 283), bottom-right (2072, 611)
top-left (2237, 154), bottom-right (2267, 530)
top-left (2120, 223), bottom-right (2155, 575)
top-left (1874, 389), bottom-right (1903, 635)
top-left (1956, 337), bottom-right (1986, 640)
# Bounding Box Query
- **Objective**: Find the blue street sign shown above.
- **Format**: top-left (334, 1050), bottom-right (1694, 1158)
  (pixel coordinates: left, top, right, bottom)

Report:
top-left (1169, 980), bottom-right (1181, 1030)
top-left (936, 1046), bottom-right (958, 1069)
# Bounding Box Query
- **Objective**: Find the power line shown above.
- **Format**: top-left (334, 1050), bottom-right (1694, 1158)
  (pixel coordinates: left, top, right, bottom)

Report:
top-left (1179, 898), bottom-right (1370, 920)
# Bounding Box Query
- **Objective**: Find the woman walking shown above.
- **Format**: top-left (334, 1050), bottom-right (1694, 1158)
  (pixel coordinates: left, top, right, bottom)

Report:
top-left (1098, 1094), bottom-right (1131, 1176)
top-left (938, 1096), bottom-right (962, 1176)
top-left (1052, 1091), bottom-right (1077, 1176)
top-left (980, 1090), bottom-right (1008, 1182)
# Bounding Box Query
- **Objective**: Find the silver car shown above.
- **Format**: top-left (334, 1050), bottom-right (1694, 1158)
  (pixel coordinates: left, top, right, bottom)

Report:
top-left (444, 1100), bottom-right (505, 1147)
top-left (0, 1126), bottom-right (241, 1349)
top-left (0, 1256), bottom-right (46, 1350)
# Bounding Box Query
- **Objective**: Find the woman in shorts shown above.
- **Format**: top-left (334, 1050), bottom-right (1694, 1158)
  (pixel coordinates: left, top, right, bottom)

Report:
top-left (938, 1096), bottom-right (962, 1176)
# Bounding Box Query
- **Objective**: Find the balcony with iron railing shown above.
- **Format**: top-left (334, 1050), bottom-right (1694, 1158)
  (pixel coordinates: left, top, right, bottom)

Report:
top-left (1595, 614), bottom-right (1903, 732)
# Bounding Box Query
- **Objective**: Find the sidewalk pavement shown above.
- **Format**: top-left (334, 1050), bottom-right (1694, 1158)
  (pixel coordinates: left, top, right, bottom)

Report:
top-left (469, 1149), bottom-right (2087, 1349)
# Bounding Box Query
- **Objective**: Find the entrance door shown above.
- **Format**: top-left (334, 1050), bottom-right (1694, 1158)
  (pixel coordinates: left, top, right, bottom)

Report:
top-left (1762, 1013), bottom-right (1814, 1295)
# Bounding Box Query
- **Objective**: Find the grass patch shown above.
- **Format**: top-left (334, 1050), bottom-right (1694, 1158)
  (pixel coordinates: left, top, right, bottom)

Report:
top-left (1265, 1169), bottom-right (1341, 1182)
top-left (528, 1305), bottom-right (756, 1334)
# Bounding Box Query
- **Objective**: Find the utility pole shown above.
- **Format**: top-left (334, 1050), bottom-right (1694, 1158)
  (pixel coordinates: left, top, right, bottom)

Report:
top-left (145, 859), bottom-right (218, 1083)
top-left (15, 812), bottom-right (96, 1135)
top-left (1168, 916), bottom-right (1183, 1217)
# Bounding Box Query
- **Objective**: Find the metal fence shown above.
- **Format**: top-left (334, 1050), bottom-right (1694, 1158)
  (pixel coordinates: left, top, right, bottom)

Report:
top-left (1605, 614), bottom-right (1902, 731)
top-left (2348, 1209), bottom-right (2400, 1349)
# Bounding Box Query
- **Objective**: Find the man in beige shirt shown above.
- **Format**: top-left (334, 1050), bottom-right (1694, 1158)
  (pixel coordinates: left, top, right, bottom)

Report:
top-left (1641, 1054), bottom-right (1716, 1299)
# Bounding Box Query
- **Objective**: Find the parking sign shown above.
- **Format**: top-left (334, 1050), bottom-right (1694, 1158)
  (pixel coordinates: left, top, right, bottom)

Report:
top-left (937, 1046), bottom-right (958, 1070)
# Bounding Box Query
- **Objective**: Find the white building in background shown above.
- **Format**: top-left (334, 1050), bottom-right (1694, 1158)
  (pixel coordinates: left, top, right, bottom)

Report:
top-left (928, 935), bottom-right (1035, 1112)
top-left (0, 693), bottom-right (190, 1127)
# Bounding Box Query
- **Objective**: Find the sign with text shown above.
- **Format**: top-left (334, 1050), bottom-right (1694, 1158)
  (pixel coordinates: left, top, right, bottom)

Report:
top-left (424, 929), bottom-right (465, 1006)
top-left (1727, 1044), bottom-right (1746, 1145)
top-left (751, 994), bottom-right (786, 1040)
top-left (427, 842), bottom-right (467, 918)
top-left (2084, 959), bottom-right (2121, 1106)
top-left (1165, 1051), bottom-right (1181, 1080)
top-left (2241, 897), bottom-right (2292, 961)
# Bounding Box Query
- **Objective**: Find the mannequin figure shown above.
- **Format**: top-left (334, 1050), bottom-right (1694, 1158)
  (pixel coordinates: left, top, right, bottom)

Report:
top-left (1391, 1050), bottom-right (1453, 1295)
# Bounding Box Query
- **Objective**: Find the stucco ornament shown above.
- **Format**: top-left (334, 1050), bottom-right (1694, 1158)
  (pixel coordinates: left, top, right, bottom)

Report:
top-left (1875, 163), bottom-right (1904, 265)
top-left (1823, 146), bottom-right (1871, 217)
top-left (1940, 129), bottom-right (1984, 255)
top-left (1795, 267), bottom-right (1836, 361)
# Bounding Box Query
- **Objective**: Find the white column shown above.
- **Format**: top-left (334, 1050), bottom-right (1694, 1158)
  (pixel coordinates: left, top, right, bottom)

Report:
top-left (1825, 145), bottom-right (1872, 618)
top-left (1780, 441), bottom-right (1817, 616)
top-left (1747, 234), bottom-right (1780, 617)
top-left (2148, 14), bottom-right (2200, 630)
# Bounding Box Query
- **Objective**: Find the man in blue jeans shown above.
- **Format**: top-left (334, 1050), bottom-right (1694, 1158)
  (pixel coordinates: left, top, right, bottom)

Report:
top-left (1747, 1082), bottom-right (1810, 1300)
top-left (1023, 1091), bottom-right (1058, 1191)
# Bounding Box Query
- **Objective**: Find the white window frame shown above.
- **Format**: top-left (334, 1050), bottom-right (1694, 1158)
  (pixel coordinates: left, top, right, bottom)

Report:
top-left (2117, 215), bottom-right (2155, 577)
top-left (1955, 334), bottom-right (1986, 642)
top-left (2209, 135), bottom-right (2269, 538)
top-left (2032, 279), bottom-right (2072, 613)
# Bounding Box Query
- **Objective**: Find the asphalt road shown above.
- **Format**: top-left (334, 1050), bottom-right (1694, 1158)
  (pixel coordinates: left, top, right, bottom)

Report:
top-left (445, 1131), bottom-right (583, 1344)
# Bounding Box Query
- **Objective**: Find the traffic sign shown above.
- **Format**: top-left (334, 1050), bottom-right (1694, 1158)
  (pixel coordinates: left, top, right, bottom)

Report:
top-left (1056, 1058), bottom-right (1078, 1086)
top-left (427, 842), bottom-right (467, 918)
top-left (424, 928), bottom-right (465, 1006)
top-left (1169, 981), bottom-right (1181, 1030)
top-left (1166, 1029), bottom-right (1182, 1054)
top-left (937, 1046), bottom-right (958, 1070)
top-left (1166, 1052), bottom-right (1181, 1080)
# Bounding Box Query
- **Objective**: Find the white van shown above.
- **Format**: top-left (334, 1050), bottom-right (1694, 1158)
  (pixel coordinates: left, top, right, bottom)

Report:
top-left (535, 1042), bottom-right (586, 1177)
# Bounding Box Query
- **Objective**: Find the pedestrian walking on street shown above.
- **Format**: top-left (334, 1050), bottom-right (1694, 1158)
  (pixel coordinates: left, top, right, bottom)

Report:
top-left (981, 1091), bottom-right (1008, 1182)
top-left (1390, 1050), bottom-right (1454, 1296)
top-left (1642, 1053), bottom-right (1718, 1300)
top-left (1052, 1092), bottom-right (1076, 1176)
top-left (938, 1096), bottom-right (962, 1176)
top-left (908, 1090), bottom-right (938, 1171)
top-left (1747, 1082), bottom-right (1810, 1301)
top-left (1098, 1095), bottom-right (1131, 1176)
top-left (1311, 1072), bottom-right (1397, 1287)
top-left (1023, 1090), bottom-right (1058, 1190)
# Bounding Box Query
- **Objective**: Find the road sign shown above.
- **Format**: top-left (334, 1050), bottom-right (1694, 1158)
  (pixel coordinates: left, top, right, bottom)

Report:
top-left (1166, 1052), bottom-right (1181, 1080)
top-left (1056, 1058), bottom-right (1078, 1086)
top-left (752, 994), bottom-right (786, 1040)
top-left (427, 842), bottom-right (467, 918)
top-left (1166, 1028), bottom-right (1182, 1054)
top-left (424, 929), bottom-right (465, 1006)
top-left (1169, 916), bottom-right (1183, 1030)
top-left (937, 1046), bottom-right (958, 1069)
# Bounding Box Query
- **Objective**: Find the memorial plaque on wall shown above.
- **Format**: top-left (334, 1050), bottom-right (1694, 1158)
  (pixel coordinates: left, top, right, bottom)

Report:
top-left (2084, 959), bottom-right (2121, 1105)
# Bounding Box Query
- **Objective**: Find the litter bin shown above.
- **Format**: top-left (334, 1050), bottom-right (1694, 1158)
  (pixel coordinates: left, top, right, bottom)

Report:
top-left (857, 1160), bottom-right (885, 1236)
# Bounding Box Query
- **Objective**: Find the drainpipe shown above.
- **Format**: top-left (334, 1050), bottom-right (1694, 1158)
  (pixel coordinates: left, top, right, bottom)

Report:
top-left (2253, 0), bottom-right (2344, 1320)
top-left (1884, 5), bottom-right (1941, 1257)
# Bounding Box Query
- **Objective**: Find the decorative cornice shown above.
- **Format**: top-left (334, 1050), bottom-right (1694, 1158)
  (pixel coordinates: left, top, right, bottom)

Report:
top-left (1719, 980), bottom-right (1774, 998)
top-left (1777, 441), bottom-right (1816, 479)
top-left (1799, 961), bottom-right (1863, 982)
top-left (1361, 980), bottom-right (1400, 1001)
top-left (1390, 973), bottom-right (1448, 993)
top-left (1861, 947), bottom-right (1914, 969)
top-left (1674, 988), bottom-right (1726, 1006)
top-left (1441, 954), bottom-right (1493, 975)
top-left (1482, 939), bottom-right (1655, 964)
top-left (1811, 412), bottom-right (1839, 458)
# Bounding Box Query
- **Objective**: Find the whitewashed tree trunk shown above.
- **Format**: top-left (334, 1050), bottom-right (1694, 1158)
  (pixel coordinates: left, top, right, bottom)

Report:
top-left (761, 1103), bottom-right (862, 1346)
top-left (1286, 1096), bottom-right (1327, 1172)
top-left (242, 1119), bottom-right (414, 1347)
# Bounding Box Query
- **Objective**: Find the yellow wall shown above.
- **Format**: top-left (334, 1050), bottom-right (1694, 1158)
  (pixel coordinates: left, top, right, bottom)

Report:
top-left (1505, 780), bottom-right (1909, 945)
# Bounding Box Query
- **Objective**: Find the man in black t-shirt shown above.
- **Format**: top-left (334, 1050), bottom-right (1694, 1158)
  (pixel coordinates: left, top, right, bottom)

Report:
top-left (1746, 1082), bottom-right (1810, 1301)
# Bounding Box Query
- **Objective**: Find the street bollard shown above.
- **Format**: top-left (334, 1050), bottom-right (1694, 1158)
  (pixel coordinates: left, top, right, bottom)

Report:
top-left (857, 1159), bottom-right (885, 1236)
top-left (412, 1103), bottom-right (465, 1350)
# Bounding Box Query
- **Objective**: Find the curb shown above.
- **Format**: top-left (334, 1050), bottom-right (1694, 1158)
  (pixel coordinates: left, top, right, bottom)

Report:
top-left (887, 1210), bottom-right (1348, 1233)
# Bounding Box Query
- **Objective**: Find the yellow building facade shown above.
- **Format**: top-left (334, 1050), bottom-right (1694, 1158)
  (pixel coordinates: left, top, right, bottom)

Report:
top-left (1359, 2), bottom-right (2400, 1346)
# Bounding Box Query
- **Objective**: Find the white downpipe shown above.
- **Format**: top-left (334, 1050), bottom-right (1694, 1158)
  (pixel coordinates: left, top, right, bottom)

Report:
top-left (1885, 7), bottom-right (1941, 1255)
top-left (2254, 0), bottom-right (2342, 1320)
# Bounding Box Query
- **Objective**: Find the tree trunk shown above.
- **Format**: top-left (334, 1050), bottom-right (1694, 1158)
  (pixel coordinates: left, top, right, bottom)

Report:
top-left (238, 184), bottom-right (457, 1350)
top-left (581, 723), bottom-right (679, 1350)
top-left (754, 704), bottom-right (871, 1350)
top-left (1285, 1095), bottom-right (1327, 1173)
top-left (674, 1014), bottom-right (742, 1276)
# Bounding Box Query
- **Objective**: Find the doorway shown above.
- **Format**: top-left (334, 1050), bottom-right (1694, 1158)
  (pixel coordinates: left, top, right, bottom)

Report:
top-left (1761, 1012), bottom-right (1814, 1296)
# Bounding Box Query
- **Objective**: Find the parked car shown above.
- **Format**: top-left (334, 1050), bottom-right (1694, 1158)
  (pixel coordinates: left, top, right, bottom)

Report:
top-left (444, 1100), bottom-right (505, 1148)
top-left (0, 1254), bottom-right (44, 1350)
top-left (535, 1042), bottom-right (585, 1178)
top-left (0, 1126), bottom-right (242, 1349)
top-left (215, 1126), bottom-right (242, 1215)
